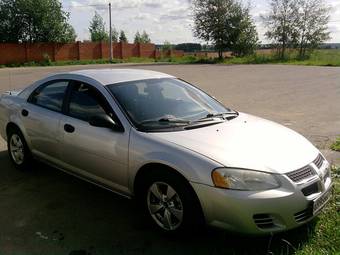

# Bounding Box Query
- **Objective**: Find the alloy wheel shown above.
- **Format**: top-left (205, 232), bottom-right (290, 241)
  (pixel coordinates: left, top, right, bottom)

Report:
top-left (147, 182), bottom-right (184, 231)
top-left (9, 134), bottom-right (25, 165)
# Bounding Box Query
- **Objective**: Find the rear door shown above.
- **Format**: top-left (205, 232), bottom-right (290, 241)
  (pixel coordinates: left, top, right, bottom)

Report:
top-left (59, 81), bottom-right (130, 194)
top-left (22, 80), bottom-right (69, 163)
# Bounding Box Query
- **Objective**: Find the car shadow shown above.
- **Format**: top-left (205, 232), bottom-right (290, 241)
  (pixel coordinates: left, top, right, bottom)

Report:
top-left (0, 149), bottom-right (319, 255)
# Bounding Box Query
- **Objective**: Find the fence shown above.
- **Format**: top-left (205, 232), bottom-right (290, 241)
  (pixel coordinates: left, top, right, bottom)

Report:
top-left (0, 42), bottom-right (184, 65)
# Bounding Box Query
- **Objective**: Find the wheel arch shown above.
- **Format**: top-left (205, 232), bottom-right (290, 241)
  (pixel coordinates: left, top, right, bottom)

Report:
top-left (133, 163), bottom-right (189, 194)
top-left (133, 162), bottom-right (206, 227)
top-left (6, 122), bottom-right (21, 135)
top-left (133, 163), bottom-right (203, 209)
top-left (5, 122), bottom-right (31, 149)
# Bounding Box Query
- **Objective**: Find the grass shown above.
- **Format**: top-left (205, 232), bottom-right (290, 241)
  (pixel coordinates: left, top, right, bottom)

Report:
top-left (331, 137), bottom-right (340, 152)
top-left (165, 49), bottom-right (340, 67)
top-left (218, 49), bottom-right (340, 67)
top-left (172, 49), bottom-right (340, 67)
top-left (289, 50), bottom-right (340, 67)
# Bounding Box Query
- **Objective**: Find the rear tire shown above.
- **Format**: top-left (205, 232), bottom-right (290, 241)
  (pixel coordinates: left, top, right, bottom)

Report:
top-left (7, 127), bottom-right (32, 171)
top-left (138, 169), bottom-right (205, 233)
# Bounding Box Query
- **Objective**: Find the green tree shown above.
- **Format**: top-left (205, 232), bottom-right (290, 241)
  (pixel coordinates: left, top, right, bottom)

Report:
top-left (262, 0), bottom-right (299, 59)
top-left (193, 0), bottom-right (258, 58)
top-left (232, 6), bottom-right (259, 56)
top-left (110, 26), bottom-right (119, 43)
top-left (62, 23), bottom-right (77, 43)
top-left (175, 43), bottom-right (202, 52)
top-left (89, 12), bottom-right (108, 42)
top-left (134, 31), bottom-right (141, 43)
top-left (162, 40), bottom-right (172, 51)
top-left (294, 0), bottom-right (330, 58)
top-left (0, 0), bottom-right (77, 43)
top-left (134, 30), bottom-right (151, 43)
top-left (262, 0), bottom-right (330, 59)
top-left (141, 30), bottom-right (151, 43)
top-left (119, 30), bottom-right (128, 43)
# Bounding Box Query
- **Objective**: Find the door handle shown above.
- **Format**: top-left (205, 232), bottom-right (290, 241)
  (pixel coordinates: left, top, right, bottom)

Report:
top-left (21, 109), bottom-right (29, 117)
top-left (64, 124), bottom-right (75, 133)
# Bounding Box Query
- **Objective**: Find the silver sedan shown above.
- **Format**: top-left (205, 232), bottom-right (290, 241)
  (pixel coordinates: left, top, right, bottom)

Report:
top-left (0, 69), bottom-right (332, 234)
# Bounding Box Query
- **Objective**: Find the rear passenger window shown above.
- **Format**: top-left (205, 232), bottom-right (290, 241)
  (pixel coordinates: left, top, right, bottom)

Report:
top-left (29, 81), bottom-right (68, 112)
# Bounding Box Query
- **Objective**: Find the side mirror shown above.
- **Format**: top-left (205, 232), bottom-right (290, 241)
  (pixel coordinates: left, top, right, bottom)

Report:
top-left (89, 115), bottom-right (121, 131)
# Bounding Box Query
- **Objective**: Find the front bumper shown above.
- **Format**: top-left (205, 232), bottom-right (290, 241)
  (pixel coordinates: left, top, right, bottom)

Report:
top-left (191, 168), bottom-right (332, 235)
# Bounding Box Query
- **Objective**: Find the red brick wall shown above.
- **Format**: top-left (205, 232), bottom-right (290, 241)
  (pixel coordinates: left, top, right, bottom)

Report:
top-left (0, 43), bottom-right (26, 64)
top-left (171, 50), bottom-right (185, 58)
top-left (27, 43), bottom-right (55, 62)
top-left (121, 43), bottom-right (138, 59)
top-left (140, 43), bottom-right (156, 58)
top-left (55, 43), bottom-right (79, 61)
top-left (79, 42), bottom-right (102, 60)
top-left (112, 43), bottom-right (121, 58)
top-left (161, 49), bottom-right (185, 58)
top-left (0, 42), bottom-right (185, 65)
top-left (100, 42), bottom-right (109, 60)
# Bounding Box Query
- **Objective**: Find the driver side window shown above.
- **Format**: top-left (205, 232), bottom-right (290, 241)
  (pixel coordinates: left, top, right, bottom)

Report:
top-left (68, 82), bottom-right (108, 122)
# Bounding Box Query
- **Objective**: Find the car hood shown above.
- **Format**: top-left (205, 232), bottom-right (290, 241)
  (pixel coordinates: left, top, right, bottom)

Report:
top-left (150, 113), bottom-right (319, 174)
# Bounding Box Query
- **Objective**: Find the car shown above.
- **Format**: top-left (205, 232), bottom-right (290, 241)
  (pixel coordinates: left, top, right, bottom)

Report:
top-left (0, 69), bottom-right (332, 234)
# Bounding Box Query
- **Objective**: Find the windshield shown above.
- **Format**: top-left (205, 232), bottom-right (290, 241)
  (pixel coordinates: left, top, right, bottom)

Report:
top-left (107, 78), bottom-right (234, 130)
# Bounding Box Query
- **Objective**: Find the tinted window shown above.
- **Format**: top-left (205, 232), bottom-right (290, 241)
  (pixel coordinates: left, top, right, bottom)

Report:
top-left (30, 81), bottom-right (68, 112)
top-left (68, 83), bottom-right (108, 122)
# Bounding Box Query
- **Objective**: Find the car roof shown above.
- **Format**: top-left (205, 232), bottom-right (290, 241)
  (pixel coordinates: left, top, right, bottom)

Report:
top-left (67, 69), bottom-right (175, 85)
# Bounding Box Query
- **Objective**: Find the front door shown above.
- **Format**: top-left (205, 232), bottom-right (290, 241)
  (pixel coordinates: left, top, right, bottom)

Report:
top-left (59, 81), bottom-right (129, 194)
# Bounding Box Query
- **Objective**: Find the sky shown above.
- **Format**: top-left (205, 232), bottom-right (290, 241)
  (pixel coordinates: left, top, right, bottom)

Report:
top-left (61, 0), bottom-right (340, 44)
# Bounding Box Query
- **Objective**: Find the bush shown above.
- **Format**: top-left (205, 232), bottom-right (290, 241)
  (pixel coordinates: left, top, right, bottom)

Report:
top-left (41, 53), bottom-right (52, 66)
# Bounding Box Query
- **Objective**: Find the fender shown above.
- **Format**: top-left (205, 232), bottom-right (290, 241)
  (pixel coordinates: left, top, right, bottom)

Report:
top-left (127, 129), bottom-right (222, 193)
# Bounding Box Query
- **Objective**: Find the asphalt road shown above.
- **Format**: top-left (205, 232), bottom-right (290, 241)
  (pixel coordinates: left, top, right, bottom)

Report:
top-left (0, 64), bottom-right (339, 254)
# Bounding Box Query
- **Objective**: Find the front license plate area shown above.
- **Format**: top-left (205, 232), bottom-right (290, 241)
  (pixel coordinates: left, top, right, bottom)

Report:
top-left (313, 190), bottom-right (331, 215)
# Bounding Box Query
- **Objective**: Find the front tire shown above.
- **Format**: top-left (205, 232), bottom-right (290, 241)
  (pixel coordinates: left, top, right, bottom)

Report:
top-left (147, 181), bottom-right (184, 231)
top-left (139, 170), bottom-right (204, 233)
top-left (7, 128), bottom-right (32, 171)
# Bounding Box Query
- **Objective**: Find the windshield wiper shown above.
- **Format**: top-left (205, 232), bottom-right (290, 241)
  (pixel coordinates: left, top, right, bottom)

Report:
top-left (199, 112), bottom-right (239, 121)
top-left (139, 117), bottom-right (191, 126)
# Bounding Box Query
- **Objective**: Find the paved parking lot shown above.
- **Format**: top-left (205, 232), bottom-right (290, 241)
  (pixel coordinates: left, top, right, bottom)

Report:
top-left (0, 64), bottom-right (339, 254)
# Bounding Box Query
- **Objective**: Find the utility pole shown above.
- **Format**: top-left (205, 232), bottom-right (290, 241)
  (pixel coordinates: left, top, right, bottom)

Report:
top-left (109, 3), bottom-right (113, 62)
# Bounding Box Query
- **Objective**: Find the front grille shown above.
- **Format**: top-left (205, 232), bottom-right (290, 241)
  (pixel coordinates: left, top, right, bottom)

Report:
top-left (253, 214), bottom-right (275, 229)
top-left (294, 207), bottom-right (313, 223)
top-left (301, 182), bottom-right (320, 196)
top-left (313, 154), bottom-right (324, 169)
top-left (287, 165), bottom-right (316, 183)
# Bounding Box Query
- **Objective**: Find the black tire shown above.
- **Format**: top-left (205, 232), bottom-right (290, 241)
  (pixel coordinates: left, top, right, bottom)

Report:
top-left (138, 169), bottom-right (205, 233)
top-left (7, 127), bottom-right (32, 171)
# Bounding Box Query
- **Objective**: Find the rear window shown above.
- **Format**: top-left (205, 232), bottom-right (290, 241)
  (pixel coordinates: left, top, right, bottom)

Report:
top-left (29, 81), bottom-right (68, 112)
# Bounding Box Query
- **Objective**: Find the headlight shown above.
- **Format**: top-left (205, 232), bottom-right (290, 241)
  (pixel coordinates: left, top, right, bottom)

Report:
top-left (212, 168), bottom-right (280, 191)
